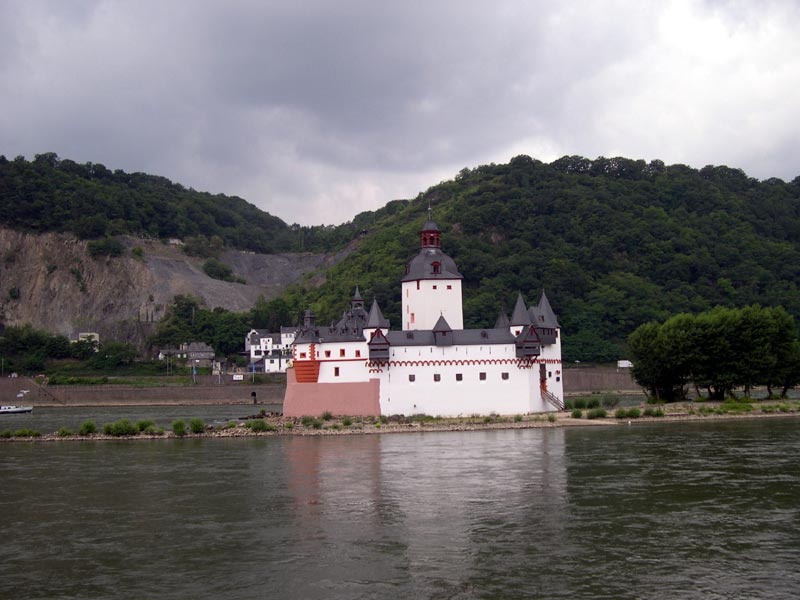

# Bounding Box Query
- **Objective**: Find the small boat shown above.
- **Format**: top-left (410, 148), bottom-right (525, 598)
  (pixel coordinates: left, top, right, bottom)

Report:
top-left (1, 405), bottom-right (34, 414)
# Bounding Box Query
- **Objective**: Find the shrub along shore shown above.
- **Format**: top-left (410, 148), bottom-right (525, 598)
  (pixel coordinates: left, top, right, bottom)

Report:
top-left (3, 398), bottom-right (800, 442)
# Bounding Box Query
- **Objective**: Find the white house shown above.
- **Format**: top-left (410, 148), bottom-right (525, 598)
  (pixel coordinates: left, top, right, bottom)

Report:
top-left (245, 327), bottom-right (296, 373)
top-left (283, 216), bottom-right (564, 417)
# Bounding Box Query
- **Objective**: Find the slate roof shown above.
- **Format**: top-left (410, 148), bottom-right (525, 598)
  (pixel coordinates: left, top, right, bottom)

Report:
top-left (528, 290), bottom-right (560, 328)
top-left (385, 327), bottom-right (515, 347)
top-left (366, 299), bottom-right (390, 329)
top-left (401, 247), bottom-right (463, 281)
top-left (510, 292), bottom-right (532, 326)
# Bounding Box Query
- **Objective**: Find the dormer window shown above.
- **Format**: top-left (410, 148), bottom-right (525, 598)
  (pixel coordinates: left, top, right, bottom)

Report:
top-left (431, 261), bottom-right (441, 275)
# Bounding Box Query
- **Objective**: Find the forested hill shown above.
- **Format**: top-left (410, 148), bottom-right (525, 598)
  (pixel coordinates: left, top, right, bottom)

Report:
top-left (276, 155), bottom-right (800, 362)
top-left (0, 153), bottom-right (365, 253)
top-left (4, 152), bottom-right (800, 363)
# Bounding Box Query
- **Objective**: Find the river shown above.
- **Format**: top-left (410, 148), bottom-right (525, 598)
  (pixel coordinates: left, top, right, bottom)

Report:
top-left (2, 415), bottom-right (799, 599)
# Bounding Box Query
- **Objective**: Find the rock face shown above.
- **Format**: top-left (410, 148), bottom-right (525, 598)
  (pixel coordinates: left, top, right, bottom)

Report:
top-left (0, 227), bottom-right (336, 344)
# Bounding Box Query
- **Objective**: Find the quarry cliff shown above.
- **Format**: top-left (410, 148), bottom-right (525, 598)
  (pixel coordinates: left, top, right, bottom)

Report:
top-left (0, 227), bottom-right (341, 345)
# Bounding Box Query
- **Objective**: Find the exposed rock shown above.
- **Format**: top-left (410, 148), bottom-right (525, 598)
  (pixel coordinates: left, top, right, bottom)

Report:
top-left (0, 227), bottom-right (346, 345)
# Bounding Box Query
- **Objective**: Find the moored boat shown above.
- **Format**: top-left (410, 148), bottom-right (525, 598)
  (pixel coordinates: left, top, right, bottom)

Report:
top-left (1, 405), bottom-right (34, 414)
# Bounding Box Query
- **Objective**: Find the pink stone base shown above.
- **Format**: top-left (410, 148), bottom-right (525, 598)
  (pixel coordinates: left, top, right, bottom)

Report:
top-left (282, 368), bottom-right (381, 417)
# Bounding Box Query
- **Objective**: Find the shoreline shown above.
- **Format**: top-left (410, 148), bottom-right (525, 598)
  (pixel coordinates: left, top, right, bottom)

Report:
top-left (3, 406), bottom-right (799, 442)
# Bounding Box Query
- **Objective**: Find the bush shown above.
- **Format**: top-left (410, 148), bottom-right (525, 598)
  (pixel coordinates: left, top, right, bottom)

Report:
top-left (1, 429), bottom-right (12, 438)
top-left (571, 409), bottom-right (583, 419)
top-left (245, 419), bottom-right (268, 432)
top-left (547, 413), bottom-right (557, 423)
top-left (586, 408), bottom-right (607, 420)
top-left (586, 397), bottom-right (600, 409)
top-left (143, 425), bottom-right (164, 435)
top-left (379, 415), bottom-right (388, 424)
top-left (284, 421), bottom-right (294, 429)
top-left (79, 421), bottom-right (97, 436)
top-left (14, 428), bottom-right (41, 437)
top-left (615, 408), bottom-right (627, 419)
top-left (342, 417), bottom-right (352, 427)
top-left (601, 395), bottom-right (621, 408)
top-left (321, 410), bottom-right (333, 421)
top-left (172, 420), bottom-right (186, 436)
top-left (642, 407), bottom-right (664, 417)
top-left (514, 414), bottom-right (523, 422)
top-left (87, 236), bottom-right (124, 258)
top-left (57, 427), bottom-right (73, 437)
top-left (563, 399), bottom-right (574, 410)
top-left (311, 419), bottom-right (323, 429)
top-left (300, 415), bottom-right (313, 427)
top-left (136, 420), bottom-right (155, 432)
top-left (573, 398), bottom-right (587, 409)
top-left (627, 408), bottom-right (641, 418)
top-left (103, 419), bottom-right (138, 437)
top-left (189, 418), bottom-right (205, 434)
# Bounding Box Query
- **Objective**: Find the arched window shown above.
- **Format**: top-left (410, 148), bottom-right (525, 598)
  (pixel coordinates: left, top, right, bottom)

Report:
top-left (431, 261), bottom-right (441, 274)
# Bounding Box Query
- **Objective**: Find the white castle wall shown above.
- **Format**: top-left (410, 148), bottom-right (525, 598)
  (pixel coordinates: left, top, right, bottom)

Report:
top-left (402, 279), bottom-right (463, 330)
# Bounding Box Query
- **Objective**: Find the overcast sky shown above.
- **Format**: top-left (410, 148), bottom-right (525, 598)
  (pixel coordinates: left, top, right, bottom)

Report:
top-left (2, 1), bottom-right (799, 225)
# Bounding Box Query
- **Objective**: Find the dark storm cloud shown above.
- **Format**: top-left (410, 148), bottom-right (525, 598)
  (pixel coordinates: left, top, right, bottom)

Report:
top-left (1, 1), bottom-right (799, 224)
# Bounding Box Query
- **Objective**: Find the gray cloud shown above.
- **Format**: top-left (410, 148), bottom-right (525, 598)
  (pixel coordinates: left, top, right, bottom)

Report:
top-left (2, 0), bottom-right (799, 225)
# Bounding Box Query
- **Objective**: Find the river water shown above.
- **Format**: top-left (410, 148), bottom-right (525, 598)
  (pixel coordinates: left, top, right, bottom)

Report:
top-left (2, 416), bottom-right (799, 599)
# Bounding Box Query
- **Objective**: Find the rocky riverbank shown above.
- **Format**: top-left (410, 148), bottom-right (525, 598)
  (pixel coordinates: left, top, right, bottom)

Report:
top-left (3, 402), bottom-right (799, 443)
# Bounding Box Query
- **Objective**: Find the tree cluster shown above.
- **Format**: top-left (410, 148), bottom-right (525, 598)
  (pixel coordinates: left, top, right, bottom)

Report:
top-left (628, 306), bottom-right (800, 401)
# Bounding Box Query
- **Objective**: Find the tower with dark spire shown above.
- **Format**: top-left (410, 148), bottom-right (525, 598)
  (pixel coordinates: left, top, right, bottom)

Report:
top-left (401, 214), bottom-right (464, 330)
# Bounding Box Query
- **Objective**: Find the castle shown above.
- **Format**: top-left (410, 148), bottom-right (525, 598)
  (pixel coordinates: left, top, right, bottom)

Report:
top-left (283, 217), bottom-right (564, 417)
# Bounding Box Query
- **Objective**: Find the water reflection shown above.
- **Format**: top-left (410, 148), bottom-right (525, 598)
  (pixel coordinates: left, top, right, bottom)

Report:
top-left (3, 420), bottom-right (800, 599)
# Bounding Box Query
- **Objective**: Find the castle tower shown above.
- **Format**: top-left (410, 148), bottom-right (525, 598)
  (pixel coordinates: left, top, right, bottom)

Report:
top-left (401, 217), bottom-right (463, 330)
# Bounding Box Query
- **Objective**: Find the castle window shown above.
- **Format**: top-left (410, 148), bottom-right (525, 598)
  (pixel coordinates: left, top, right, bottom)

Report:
top-left (433, 285), bottom-right (437, 290)
top-left (447, 285), bottom-right (452, 290)
top-left (340, 349), bottom-right (346, 357)
top-left (325, 350), bottom-right (331, 358)
top-left (479, 372), bottom-right (486, 381)
top-left (299, 352), bottom-right (307, 359)
top-left (456, 373), bottom-right (463, 381)
top-left (409, 374), bottom-right (416, 382)
top-left (410, 313), bottom-right (415, 324)
top-left (501, 372), bottom-right (509, 380)
top-left (431, 261), bottom-right (441, 274)
top-left (416, 281), bottom-right (420, 290)
top-left (355, 350), bottom-right (361, 358)
top-left (334, 367), bottom-right (340, 377)
top-left (433, 374), bottom-right (441, 382)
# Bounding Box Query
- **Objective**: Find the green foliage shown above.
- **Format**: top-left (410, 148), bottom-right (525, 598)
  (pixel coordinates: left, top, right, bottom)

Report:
top-left (342, 417), bottom-right (352, 426)
top-left (643, 407), bottom-right (664, 417)
top-left (629, 305), bottom-right (800, 401)
top-left (1, 429), bottom-right (12, 438)
top-left (615, 408), bottom-right (627, 419)
top-left (57, 427), bottom-right (73, 437)
top-left (202, 258), bottom-right (244, 283)
top-left (14, 428), bottom-right (41, 437)
top-left (601, 395), bottom-right (621, 408)
top-left (321, 410), bottom-right (333, 421)
top-left (136, 419), bottom-right (154, 432)
top-left (189, 418), bottom-right (205, 434)
top-left (131, 246), bottom-right (144, 260)
top-left (571, 409), bottom-right (583, 418)
top-left (102, 419), bottom-right (138, 436)
top-left (627, 408), bottom-right (641, 418)
top-left (172, 420), bottom-right (186, 436)
top-left (547, 413), bottom-right (557, 423)
top-left (284, 421), bottom-right (294, 429)
top-left (147, 295), bottom-right (248, 356)
top-left (245, 419), bottom-right (268, 432)
top-left (79, 421), bottom-right (97, 435)
top-left (300, 415), bottom-right (313, 426)
top-left (514, 414), bottom-right (523, 422)
top-left (311, 419), bottom-right (323, 429)
top-left (87, 237), bottom-right (124, 258)
top-left (586, 408), bottom-right (607, 419)
top-left (0, 154), bottom-right (359, 254)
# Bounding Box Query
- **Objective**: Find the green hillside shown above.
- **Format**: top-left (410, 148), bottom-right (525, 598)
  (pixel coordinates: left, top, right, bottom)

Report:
top-left (4, 152), bottom-right (800, 363)
top-left (276, 155), bottom-right (800, 362)
top-left (0, 153), bottom-right (358, 253)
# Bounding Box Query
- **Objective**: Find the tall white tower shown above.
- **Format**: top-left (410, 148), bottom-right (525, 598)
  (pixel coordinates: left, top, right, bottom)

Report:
top-left (401, 218), bottom-right (463, 330)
